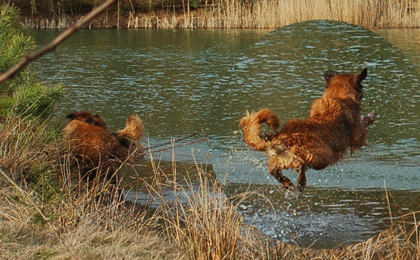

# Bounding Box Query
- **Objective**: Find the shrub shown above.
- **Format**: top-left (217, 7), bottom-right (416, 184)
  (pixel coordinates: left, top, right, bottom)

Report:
top-left (0, 4), bottom-right (64, 120)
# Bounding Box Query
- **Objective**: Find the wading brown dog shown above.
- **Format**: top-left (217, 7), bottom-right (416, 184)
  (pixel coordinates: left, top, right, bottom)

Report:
top-left (240, 68), bottom-right (375, 192)
top-left (63, 111), bottom-right (145, 185)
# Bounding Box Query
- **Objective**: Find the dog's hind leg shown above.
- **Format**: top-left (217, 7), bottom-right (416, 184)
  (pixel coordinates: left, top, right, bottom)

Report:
top-left (269, 167), bottom-right (295, 192)
top-left (297, 165), bottom-right (307, 192)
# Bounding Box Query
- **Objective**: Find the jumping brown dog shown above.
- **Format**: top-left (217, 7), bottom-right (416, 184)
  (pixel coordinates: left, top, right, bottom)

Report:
top-left (240, 68), bottom-right (375, 192)
top-left (63, 111), bottom-right (145, 184)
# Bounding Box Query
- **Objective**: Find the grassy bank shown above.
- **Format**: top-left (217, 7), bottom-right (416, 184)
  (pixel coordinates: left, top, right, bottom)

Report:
top-left (14, 0), bottom-right (420, 29)
top-left (1, 141), bottom-right (420, 259)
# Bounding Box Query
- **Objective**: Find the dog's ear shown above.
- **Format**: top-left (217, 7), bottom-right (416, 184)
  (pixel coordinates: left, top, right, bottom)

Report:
top-left (92, 114), bottom-right (102, 124)
top-left (357, 68), bottom-right (368, 83)
top-left (324, 70), bottom-right (337, 85)
top-left (91, 114), bottom-right (107, 128)
top-left (85, 116), bottom-right (96, 125)
top-left (67, 113), bottom-right (76, 120)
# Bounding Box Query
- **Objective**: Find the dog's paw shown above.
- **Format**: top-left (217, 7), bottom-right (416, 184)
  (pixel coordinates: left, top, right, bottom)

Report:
top-left (298, 183), bottom-right (306, 192)
top-left (283, 181), bottom-right (295, 192)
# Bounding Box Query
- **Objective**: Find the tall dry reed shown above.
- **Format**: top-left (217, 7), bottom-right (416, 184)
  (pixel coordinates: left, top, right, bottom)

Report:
top-left (19, 0), bottom-right (420, 29)
top-left (127, 0), bottom-right (420, 29)
top-left (152, 164), bottom-right (243, 259)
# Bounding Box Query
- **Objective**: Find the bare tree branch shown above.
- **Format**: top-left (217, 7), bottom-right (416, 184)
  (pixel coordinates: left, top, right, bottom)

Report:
top-left (0, 0), bottom-right (117, 85)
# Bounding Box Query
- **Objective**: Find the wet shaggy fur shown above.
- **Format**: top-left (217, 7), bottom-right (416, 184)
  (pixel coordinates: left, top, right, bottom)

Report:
top-left (63, 111), bottom-right (145, 184)
top-left (240, 68), bottom-right (375, 192)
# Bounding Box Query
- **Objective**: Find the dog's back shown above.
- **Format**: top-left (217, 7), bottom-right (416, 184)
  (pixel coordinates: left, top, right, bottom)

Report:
top-left (63, 112), bottom-right (123, 167)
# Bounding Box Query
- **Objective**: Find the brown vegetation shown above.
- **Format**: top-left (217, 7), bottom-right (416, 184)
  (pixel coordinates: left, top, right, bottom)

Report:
top-left (240, 69), bottom-right (375, 192)
top-left (15, 0), bottom-right (420, 29)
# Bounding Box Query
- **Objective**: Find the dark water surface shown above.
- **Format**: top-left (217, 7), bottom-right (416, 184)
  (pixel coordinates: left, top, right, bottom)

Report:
top-left (29, 21), bottom-right (420, 248)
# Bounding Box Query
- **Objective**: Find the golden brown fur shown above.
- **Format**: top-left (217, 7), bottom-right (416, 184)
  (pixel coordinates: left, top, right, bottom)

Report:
top-left (113, 115), bottom-right (144, 152)
top-left (240, 68), bottom-right (375, 192)
top-left (63, 111), bottom-right (145, 184)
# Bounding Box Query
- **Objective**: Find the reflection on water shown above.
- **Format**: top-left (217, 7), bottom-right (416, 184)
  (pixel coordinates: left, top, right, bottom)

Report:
top-left (374, 28), bottom-right (420, 73)
top-left (122, 159), bottom-right (215, 209)
top-left (29, 21), bottom-right (420, 248)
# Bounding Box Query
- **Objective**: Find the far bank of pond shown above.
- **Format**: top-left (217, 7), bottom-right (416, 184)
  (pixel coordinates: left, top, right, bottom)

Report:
top-left (20, 0), bottom-right (420, 29)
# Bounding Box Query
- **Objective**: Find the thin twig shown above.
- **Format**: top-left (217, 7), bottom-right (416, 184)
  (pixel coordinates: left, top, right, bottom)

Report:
top-left (0, 0), bottom-right (117, 85)
top-left (145, 131), bottom-right (201, 150)
top-left (0, 169), bottom-right (49, 222)
top-left (149, 138), bottom-right (209, 154)
top-left (134, 131), bottom-right (206, 156)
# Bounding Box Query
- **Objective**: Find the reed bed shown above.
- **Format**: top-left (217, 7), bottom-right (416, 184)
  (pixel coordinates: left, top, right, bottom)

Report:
top-left (21, 0), bottom-right (420, 29)
top-left (151, 0), bottom-right (420, 29)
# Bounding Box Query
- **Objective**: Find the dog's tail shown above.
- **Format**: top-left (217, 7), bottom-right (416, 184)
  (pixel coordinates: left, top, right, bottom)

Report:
top-left (115, 115), bottom-right (146, 158)
top-left (240, 108), bottom-right (279, 151)
top-left (117, 115), bottom-right (144, 141)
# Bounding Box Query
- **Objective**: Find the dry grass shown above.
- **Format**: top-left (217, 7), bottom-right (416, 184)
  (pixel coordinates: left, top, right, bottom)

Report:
top-left (0, 116), bottom-right (57, 186)
top-left (152, 162), bottom-right (244, 259)
top-left (0, 116), bottom-right (419, 259)
top-left (0, 115), bottom-right (184, 259)
top-left (0, 183), bottom-right (185, 259)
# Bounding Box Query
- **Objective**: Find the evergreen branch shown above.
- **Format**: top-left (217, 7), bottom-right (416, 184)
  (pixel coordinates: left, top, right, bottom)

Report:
top-left (0, 0), bottom-right (117, 85)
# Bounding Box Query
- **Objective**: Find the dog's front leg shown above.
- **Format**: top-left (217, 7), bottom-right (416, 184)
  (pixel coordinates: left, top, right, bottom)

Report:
top-left (297, 165), bottom-right (307, 192)
top-left (362, 111), bottom-right (375, 129)
top-left (351, 111), bottom-right (376, 150)
top-left (269, 167), bottom-right (294, 192)
top-left (359, 111), bottom-right (375, 146)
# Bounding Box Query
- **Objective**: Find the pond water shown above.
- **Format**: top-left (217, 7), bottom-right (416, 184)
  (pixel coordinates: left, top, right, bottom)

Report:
top-left (29, 21), bottom-right (420, 248)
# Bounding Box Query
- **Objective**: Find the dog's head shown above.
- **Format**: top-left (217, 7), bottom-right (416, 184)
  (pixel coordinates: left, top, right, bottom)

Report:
top-left (323, 68), bottom-right (368, 103)
top-left (66, 111), bottom-right (107, 129)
